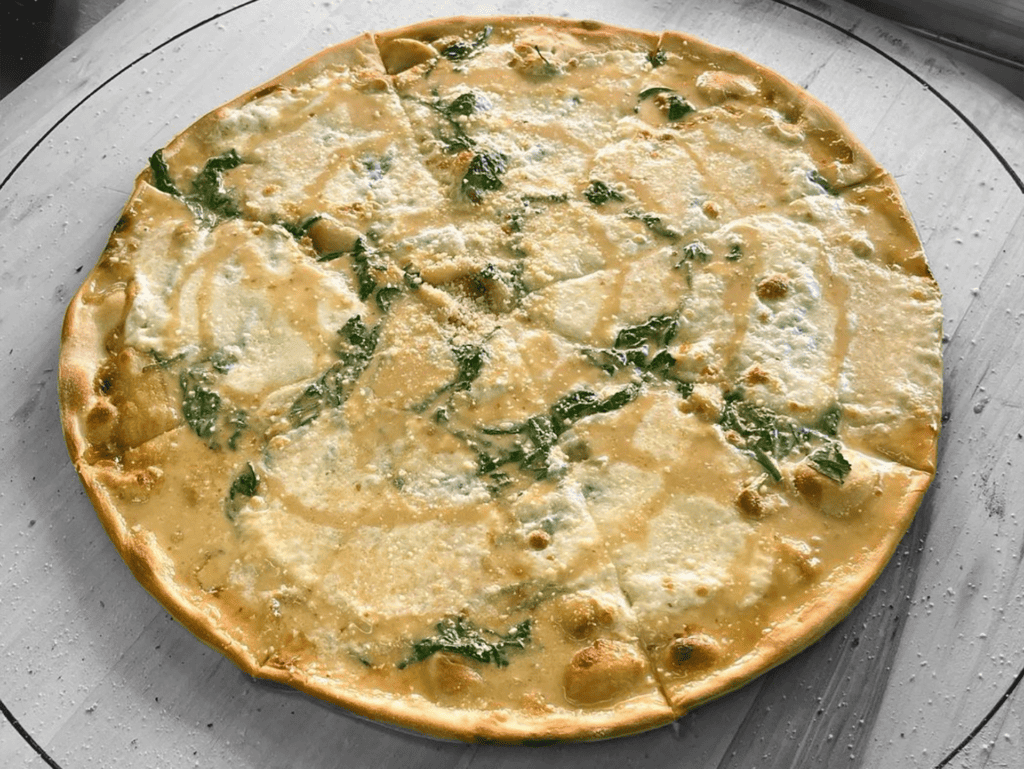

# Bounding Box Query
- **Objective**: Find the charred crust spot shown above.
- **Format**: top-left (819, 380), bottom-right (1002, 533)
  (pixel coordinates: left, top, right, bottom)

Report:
top-left (563, 639), bottom-right (645, 705)
top-left (667, 633), bottom-right (720, 670)
top-left (250, 85), bottom-right (280, 100)
top-left (424, 652), bottom-right (483, 698)
top-left (736, 487), bottom-right (767, 519)
top-left (97, 370), bottom-right (115, 395)
top-left (744, 365), bottom-right (772, 386)
top-left (792, 464), bottom-right (824, 506)
top-left (85, 401), bottom-right (116, 439)
top-left (776, 536), bottom-right (821, 581)
top-left (526, 529), bottom-right (551, 550)
top-left (554, 595), bottom-right (614, 640)
top-left (756, 274), bottom-right (789, 300)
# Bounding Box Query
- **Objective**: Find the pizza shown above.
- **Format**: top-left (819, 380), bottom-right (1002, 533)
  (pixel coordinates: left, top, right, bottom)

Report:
top-left (58, 16), bottom-right (942, 742)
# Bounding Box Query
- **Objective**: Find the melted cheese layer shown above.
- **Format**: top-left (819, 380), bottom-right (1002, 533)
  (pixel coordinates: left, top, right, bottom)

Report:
top-left (64, 17), bottom-right (941, 742)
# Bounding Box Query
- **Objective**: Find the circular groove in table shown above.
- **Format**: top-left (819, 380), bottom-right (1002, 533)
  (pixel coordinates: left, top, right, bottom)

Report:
top-left (1, 2), bottom-right (1020, 767)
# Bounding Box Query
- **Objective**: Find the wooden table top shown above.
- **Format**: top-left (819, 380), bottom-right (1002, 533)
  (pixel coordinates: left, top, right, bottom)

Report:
top-left (1, 1), bottom-right (1022, 767)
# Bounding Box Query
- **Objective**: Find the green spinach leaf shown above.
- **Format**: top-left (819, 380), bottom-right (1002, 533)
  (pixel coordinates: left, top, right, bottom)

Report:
top-left (399, 616), bottom-right (530, 669)
top-left (462, 150), bottom-right (507, 203)
top-left (807, 169), bottom-right (837, 195)
top-left (148, 150), bottom-right (181, 196)
top-left (583, 180), bottom-right (624, 206)
top-left (719, 392), bottom-right (848, 482)
top-left (441, 26), bottom-right (493, 61)
top-left (190, 150), bottom-right (244, 221)
top-left (614, 315), bottom-right (679, 349)
top-left (626, 210), bottom-right (681, 241)
top-left (807, 443), bottom-right (852, 483)
top-left (289, 316), bottom-right (379, 427)
top-left (225, 462), bottom-right (259, 521)
top-left (281, 214), bottom-right (323, 239)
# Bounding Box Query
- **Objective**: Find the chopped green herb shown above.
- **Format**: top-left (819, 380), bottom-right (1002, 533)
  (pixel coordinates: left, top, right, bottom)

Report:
top-left (229, 462), bottom-right (259, 499)
top-left (398, 615), bottom-right (530, 669)
top-left (289, 364), bottom-right (346, 427)
top-left (208, 349), bottom-right (237, 374)
top-left (450, 343), bottom-right (486, 392)
top-left (147, 148), bottom-right (244, 225)
top-left (289, 316), bottom-right (378, 427)
top-left (439, 132), bottom-right (477, 154)
top-left (679, 241), bottom-right (712, 264)
top-left (317, 234), bottom-right (409, 313)
top-left (550, 385), bottom-right (641, 434)
top-left (719, 392), bottom-right (847, 482)
top-left (225, 462), bottom-right (259, 521)
top-left (180, 373), bottom-right (221, 440)
top-left (665, 94), bottom-right (695, 121)
top-left (374, 285), bottom-right (403, 313)
top-left (462, 150), bottom-right (507, 203)
top-left (626, 210), bottom-right (681, 241)
top-left (190, 150), bottom-right (244, 221)
top-left (807, 169), bottom-right (837, 195)
top-left (403, 267), bottom-right (424, 290)
top-left (816, 404), bottom-right (842, 436)
top-left (361, 153), bottom-right (393, 181)
top-left (614, 314), bottom-right (679, 349)
top-left (648, 49), bottom-right (667, 68)
top-left (226, 410), bottom-right (247, 450)
top-left (638, 86), bottom-right (675, 101)
top-left (637, 87), bottom-right (695, 121)
top-left (144, 349), bottom-right (186, 371)
top-left (522, 192), bottom-right (569, 205)
top-left (441, 26), bottom-right (493, 61)
top-left (175, 352), bottom-right (247, 446)
top-left (148, 150), bottom-right (181, 196)
top-left (646, 349), bottom-right (677, 377)
top-left (405, 90), bottom-right (491, 154)
top-left (581, 313), bottom-right (691, 396)
top-left (466, 383), bottom-right (641, 484)
top-left (806, 443), bottom-right (852, 483)
top-left (444, 92), bottom-right (486, 117)
top-left (719, 392), bottom-right (807, 462)
top-left (338, 315), bottom-right (377, 364)
top-left (727, 244), bottom-right (743, 261)
top-left (281, 214), bottom-right (322, 239)
top-left (350, 237), bottom-right (382, 301)
top-left (583, 180), bottom-right (624, 206)
top-left (751, 445), bottom-right (783, 482)
top-left (412, 341), bottom-right (488, 415)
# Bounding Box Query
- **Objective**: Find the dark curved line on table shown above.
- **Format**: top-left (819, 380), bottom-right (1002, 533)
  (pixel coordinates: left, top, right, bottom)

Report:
top-left (934, 664), bottom-right (1024, 768)
top-left (770, 0), bottom-right (1024, 195)
top-left (0, 695), bottom-right (64, 769)
top-left (768, 2), bottom-right (1024, 767)
top-left (0, 0), bottom-right (268, 192)
top-left (0, 0), bottom-right (1020, 766)
top-left (0, 5), bottom-right (274, 766)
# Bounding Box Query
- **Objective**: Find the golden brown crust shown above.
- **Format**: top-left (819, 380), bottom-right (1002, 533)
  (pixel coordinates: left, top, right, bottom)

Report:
top-left (59, 15), bottom-right (941, 743)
